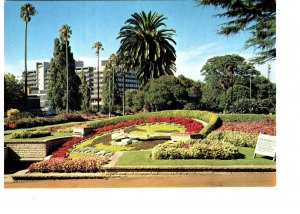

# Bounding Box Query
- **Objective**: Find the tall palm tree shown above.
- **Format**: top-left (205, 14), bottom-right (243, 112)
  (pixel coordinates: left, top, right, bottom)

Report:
top-left (93, 41), bottom-right (104, 112)
top-left (59, 24), bottom-right (72, 113)
top-left (20, 3), bottom-right (37, 109)
top-left (117, 11), bottom-right (176, 85)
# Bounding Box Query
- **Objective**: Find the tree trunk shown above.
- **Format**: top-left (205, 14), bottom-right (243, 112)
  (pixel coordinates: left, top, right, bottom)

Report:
top-left (97, 54), bottom-right (100, 112)
top-left (24, 21), bottom-right (28, 110)
top-left (223, 90), bottom-right (227, 114)
top-left (112, 67), bottom-right (115, 113)
top-left (123, 71), bottom-right (125, 116)
top-left (66, 40), bottom-right (69, 113)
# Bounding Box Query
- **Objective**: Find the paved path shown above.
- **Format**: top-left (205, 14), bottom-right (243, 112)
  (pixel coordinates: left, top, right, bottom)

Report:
top-left (4, 172), bottom-right (275, 188)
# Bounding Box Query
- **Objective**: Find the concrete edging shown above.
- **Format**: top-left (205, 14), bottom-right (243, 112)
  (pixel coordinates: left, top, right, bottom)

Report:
top-left (11, 165), bottom-right (276, 180)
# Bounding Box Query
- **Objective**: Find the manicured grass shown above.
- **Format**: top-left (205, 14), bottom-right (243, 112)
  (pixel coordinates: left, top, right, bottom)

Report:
top-left (116, 147), bottom-right (276, 166)
top-left (136, 123), bottom-right (185, 132)
top-left (4, 132), bottom-right (73, 142)
top-left (94, 143), bottom-right (134, 151)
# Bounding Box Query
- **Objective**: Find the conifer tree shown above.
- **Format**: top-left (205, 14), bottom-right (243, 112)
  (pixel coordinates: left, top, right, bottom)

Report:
top-left (79, 69), bottom-right (90, 111)
top-left (48, 26), bottom-right (81, 112)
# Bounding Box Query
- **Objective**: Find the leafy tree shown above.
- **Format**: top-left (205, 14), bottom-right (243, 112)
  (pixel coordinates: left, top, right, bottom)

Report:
top-left (144, 75), bottom-right (202, 111)
top-left (144, 78), bottom-right (173, 111)
top-left (79, 69), bottom-right (90, 111)
top-left (4, 73), bottom-right (25, 111)
top-left (117, 11), bottom-right (176, 85)
top-left (200, 54), bottom-right (256, 113)
top-left (125, 89), bottom-right (145, 113)
top-left (20, 3), bottom-right (37, 109)
top-left (195, 0), bottom-right (276, 64)
top-left (92, 41), bottom-right (104, 112)
top-left (48, 26), bottom-right (81, 112)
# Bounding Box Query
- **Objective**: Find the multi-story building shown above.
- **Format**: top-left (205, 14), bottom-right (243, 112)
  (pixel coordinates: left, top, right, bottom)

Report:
top-left (76, 60), bottom-right (139, 109)
top-left (22, 59), bottom-right (139, 111)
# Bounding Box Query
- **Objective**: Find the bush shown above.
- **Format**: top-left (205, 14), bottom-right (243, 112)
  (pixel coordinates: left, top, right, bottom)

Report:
top-left (206, 131), bottom-right (258, 148)
top-left (11, 130), bottom-right (51, 139)
top-left (219, 114), bottom-right (276, 122)
top-left (28, 157), bottom-right (109, 173)
top-left (152, 139), bottom-right (239, 160)
top-left (88, 110), bottom-right (221, 138)
top-left (4, 113), bottom-right (85, 130)
top-left (7, 108), bottom-right (20, 117)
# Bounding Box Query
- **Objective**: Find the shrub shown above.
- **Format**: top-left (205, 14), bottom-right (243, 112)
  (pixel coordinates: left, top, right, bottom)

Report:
top-left (206, 131), bottom-right (258, 148)
top-left (28, 157), bottom-right (109, 173)
top-left (152, 139), bottom-right (239, 160)
top-left (11, 130), bottom-right (51, 139)
top-left (219, 114), bottom-right (276, 122)
top-left (4, 113), bottom-right (85, 130)
top-left (7, 108), bottom-right (20, 117)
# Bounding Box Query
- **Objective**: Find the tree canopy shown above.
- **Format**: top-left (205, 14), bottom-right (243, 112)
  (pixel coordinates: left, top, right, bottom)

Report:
top-left (48, 26), bottom-right (81, 112)
top-left (195, 0), bottom-right (276, 64)
top-left (117, 11), bottom-right (176, 85)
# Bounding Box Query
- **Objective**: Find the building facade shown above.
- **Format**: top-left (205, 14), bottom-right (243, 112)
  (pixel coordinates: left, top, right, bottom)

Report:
top-left (23, 60), bottom-right (139, 111)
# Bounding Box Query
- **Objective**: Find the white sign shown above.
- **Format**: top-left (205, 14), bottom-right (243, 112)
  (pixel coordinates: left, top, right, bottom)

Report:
top-left (254, 133), bottom-right (276, 160)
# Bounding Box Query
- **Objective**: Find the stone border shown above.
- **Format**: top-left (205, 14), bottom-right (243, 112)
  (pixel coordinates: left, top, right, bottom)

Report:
top-left (11, 165), bottom-right (276, 180)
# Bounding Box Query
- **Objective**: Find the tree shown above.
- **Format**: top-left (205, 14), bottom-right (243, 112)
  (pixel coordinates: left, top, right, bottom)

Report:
top-left (4, 73), bottom-right (25, 112)
top-left (79, 69), bottom-right (90, 111)
top-left (195, 0), bottom-right (276, 64)
top-left (92, 41), bottom-right (104, 112)
top-left (117, 11), bottom-right (176, 85)
top-left (200, 54), bottom-right (256, 113)
top-left (20, 3), bottom-right (37, 109)
top-left (116, 52), bottom-right (132, 116)
top-left (59, 24), bottom-right (73, 113)
top-left (48, 27), bottom-right (81, 112)
top-left (125, 89), bottom-right (145, 113)
top-left (143, 75), bottom-right (202, 111)
top-left (106, 53), bottom-right (118, 113)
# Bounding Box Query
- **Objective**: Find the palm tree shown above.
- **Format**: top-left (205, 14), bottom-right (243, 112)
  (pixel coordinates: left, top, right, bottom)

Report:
top-left (116, 52), bottom-right (132, 116)
top-left (20, 3), bottom-right (37, 109)
top-left (93, 41), bottom-right (104, 112)
top-left (117, 11), bottom-right (176, 85)
top-left (59, 24), bottom-right (72, 113)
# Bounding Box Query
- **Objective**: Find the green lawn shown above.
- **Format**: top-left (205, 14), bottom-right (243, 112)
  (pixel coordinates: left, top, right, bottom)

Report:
top-left (116, 147), bottom-right (276, 166)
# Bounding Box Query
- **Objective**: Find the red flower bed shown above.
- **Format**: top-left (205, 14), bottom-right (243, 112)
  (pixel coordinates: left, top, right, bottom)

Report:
top-left (217, 118), bottom-right (276, 135)
top-left (94, 116), bottom-right (203, 135)
top-left (52, 116), bottom-right (204, 158)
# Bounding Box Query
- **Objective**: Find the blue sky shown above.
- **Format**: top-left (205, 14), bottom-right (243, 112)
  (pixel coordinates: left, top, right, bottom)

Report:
top-left (4, 0), bottom-right (275, 82)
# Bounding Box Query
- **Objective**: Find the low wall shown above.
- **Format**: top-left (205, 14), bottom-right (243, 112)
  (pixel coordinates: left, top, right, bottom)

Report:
top-left (4, 137), bottom-right (73, 161)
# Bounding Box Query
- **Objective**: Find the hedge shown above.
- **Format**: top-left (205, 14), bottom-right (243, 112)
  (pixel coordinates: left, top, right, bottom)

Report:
top-left (11, 130), bottom-right (51, 139)
top-left (87, 110), bottom-right (221, 138)
top-left (28, 157), bottom-right (108, 173)
top-left (4, 113), bottom-right (85, 130)
top-left (219, 114), bottom-right (276, 122)
top-left (206, 131), bottom-right (258, 148)
top-left (152, 139), bottom-right (239, 160)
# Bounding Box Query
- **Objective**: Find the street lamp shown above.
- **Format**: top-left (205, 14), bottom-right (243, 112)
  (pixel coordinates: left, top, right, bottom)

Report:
top-left (108, 69), bottom-right (111, 118)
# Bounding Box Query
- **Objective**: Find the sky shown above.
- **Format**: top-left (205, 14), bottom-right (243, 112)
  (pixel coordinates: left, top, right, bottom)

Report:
top-left (4, 0), bottom-right (275, 82)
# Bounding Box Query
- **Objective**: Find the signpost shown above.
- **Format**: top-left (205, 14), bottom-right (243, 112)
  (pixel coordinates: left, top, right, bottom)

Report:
top-left (254, 133), bottom-right (276, 161)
